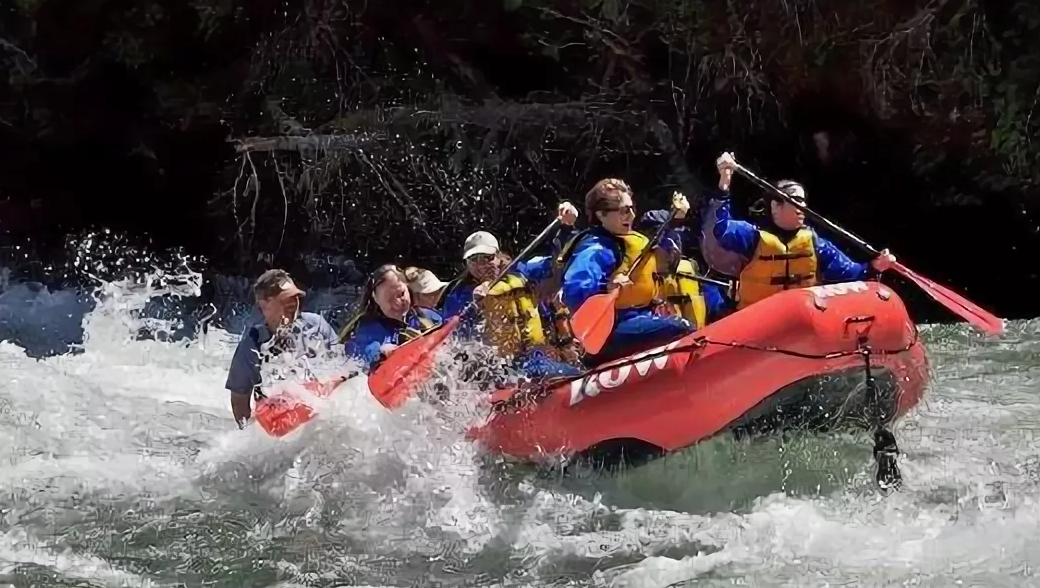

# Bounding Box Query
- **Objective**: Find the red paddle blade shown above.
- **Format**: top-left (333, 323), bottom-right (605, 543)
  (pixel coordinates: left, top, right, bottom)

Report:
top-left (571, 291), bottom-right (619, 355)
top-left (255, 393), bottom-right (316, 437)
top-left (891, 261), bottom-right (1004, 335)
top-left (368, 315), bottom-right (460, 409)
top-left (302, 376), bottom-right (348, 398)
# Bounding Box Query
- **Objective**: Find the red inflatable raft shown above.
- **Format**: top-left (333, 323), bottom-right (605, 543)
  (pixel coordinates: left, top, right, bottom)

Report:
top-left (469, 280), bottom-right (928, 465)
top-left (256, 280), bottom-right (929, 467)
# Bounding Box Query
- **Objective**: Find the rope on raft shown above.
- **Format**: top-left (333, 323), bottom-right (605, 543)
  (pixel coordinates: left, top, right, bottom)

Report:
top-left (490, 324), bottom-right (921, 414)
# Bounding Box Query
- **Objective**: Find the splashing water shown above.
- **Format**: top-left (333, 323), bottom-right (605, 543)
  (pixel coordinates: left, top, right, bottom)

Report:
top-left (1, 238), bottom-right (1039, 587)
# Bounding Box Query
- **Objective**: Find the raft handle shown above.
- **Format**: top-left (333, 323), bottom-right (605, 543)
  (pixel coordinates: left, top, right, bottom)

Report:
top-left (843, 315), bottom-right (876, 338)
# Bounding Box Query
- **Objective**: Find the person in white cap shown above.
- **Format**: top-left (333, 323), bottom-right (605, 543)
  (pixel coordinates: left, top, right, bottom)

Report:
top-left (701, 152), bottom-right (895, 310)
top-left (439, 202), bottom-right (584, 380)
top-left (462, 230), bottom-right (501, 261)
top-left (404, 266), bottom-right (450, 309)
top-left (224, 268), bottom-right (338, 428)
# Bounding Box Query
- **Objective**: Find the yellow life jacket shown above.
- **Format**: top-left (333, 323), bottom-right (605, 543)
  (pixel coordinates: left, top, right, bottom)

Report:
top-left (482, 273), bottom-right (548, 357)
top-left (655, 258), bottom-right (708, 329)
top-left (557, 229), bottom-right (659, 311)
top-left (736, 228), bottom-right (818, 309)
top-left (613, 232), bottom-right (659, 309)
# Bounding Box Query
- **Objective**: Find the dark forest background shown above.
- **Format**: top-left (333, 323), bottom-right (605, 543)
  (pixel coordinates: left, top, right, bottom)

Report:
top-left (1, 0), bottom-right (1038, 321)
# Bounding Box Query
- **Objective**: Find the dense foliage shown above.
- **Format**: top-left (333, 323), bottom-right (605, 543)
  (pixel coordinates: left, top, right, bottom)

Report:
top-left (1, 0), bottom-right (1039, 314)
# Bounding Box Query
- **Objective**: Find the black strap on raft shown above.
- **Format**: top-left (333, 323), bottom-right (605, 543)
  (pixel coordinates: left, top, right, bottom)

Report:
top-left (491, 327), bottom-right (920, 414)
top-left (768, 274), bottom-right (815, 287)
top-left (859, 336), bottom-right (902, 494)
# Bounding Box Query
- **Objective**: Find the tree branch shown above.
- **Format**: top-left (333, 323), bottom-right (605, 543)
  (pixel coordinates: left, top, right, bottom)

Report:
top-left (230, 134), bottom-right (375, 153)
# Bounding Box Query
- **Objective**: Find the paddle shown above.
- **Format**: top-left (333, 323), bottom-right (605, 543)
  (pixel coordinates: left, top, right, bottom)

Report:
top-left (647, 118), bottom-right (733, 291)
top-left (570, 209), bottom-right (679, 355)
top-left (368, 217), bottom-right (566, 408)
top-left (733, 162), bottom-right (1005, 335)
top-left (689, 274), bottom-right (731, 289)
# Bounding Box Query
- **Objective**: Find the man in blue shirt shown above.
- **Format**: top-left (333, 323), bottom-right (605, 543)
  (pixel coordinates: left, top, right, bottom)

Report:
top-left (224, 269), bottom-right (337, 428)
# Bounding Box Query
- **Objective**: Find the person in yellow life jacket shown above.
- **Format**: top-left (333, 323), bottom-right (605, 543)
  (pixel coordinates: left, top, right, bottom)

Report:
top-left (403, 266), bottom-right (449, 310)
top-left (559, 178), bottom-right (694, 365)
top-left (339, 264), bottom-right (443, 373)
top-left (633, 209), bottom-right (710, 329)
top-left (636, 209), bottom-right (733, 324)
top-left (486, 250), bottom-right (584, 366)
top-left (440, 203), bottom-right (583, 380)
top-left (700, 152), bottom-right (896, 310)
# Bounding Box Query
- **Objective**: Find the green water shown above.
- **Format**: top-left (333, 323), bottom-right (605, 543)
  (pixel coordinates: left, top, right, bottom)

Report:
top-left (0, 282), bottom-right (1036, 588)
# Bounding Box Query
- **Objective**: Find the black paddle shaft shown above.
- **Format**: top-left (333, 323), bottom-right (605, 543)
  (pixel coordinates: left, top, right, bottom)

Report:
top-left (625, 208), bottom-right (679, 279)
top-left (648, 117), bottom-right (732, 286)
top-left (733, 163), bottom-right (883, 259)
top-left (460, 218), bottom-right (563, 317)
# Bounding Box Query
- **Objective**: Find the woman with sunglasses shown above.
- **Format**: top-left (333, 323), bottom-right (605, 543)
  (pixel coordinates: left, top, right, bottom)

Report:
top-left (339, 264), bottom-right (443, 372)
top-left (701, 152), bottom-right (895, 310)
top-left (558, 178), bottom-right (693, 365)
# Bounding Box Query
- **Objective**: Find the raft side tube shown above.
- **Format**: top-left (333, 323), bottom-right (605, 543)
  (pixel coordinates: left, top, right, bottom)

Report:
top-left (469, 281), bottom-right (929, 463)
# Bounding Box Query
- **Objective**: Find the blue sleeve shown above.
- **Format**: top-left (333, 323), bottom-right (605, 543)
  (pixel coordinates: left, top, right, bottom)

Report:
top-left (440, 283), bottom-right (482, 339)
top-left (515, 255), bottom-right (554, 284)
top-left (661, 226), bottom-right (683, 255)
top-left (815, 233), bottom-right (870, 283)
top-left (440, 285), bottom-right (471, 320)
top-left (639, 209), bottom-right (684, 255)
top-left (537, 301), bottom-right (553, 322)
top-left (709, 197), bottom-right (759, 257)
top-left (224, 334), bottom-right (260, 395)
top-left (561, 240), bottom-right (618, 312)
top-left (342, 320), bottom-right (386, 371)
top-left (701, 283), bottom-right (732, 323)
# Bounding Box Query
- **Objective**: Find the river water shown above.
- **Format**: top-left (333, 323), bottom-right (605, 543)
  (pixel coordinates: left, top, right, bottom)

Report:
top-left (0, 256), bottom-right (1037, 588)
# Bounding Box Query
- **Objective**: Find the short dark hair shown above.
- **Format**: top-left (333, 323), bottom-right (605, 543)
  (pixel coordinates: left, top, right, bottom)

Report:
top-left (253, 269), bottom-right (301, 301)
top-left (584, 178), bottom-right (633, 226)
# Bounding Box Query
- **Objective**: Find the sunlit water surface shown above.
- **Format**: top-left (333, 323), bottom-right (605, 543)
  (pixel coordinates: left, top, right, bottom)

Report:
top-left (0, 255), bottom-right (1036, 588)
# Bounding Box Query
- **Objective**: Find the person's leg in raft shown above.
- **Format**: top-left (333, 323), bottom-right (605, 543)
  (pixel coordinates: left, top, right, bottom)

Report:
top-left (516, 348), bottom-right (583, 380)
top-left (584, 314), bottom-right (694, 366)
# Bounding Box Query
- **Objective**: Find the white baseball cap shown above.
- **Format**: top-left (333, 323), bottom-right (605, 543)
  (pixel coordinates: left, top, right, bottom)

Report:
top-left (777, 180), bottom-right (807, 201)
top-left (406, 268), bottom-right (448, 295)
top-left (462, 231), bottom-right (500, 260)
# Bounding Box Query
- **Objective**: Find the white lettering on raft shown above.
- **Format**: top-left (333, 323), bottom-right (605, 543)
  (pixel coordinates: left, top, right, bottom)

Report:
top-left (567, 341), bottom-right (681, 407)
top-left (808, 281), bottom-right (869, 299)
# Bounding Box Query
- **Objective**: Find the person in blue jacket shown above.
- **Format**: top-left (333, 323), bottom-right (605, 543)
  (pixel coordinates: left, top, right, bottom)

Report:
top-left (440, 202), bottom-right (583, 380)
top-left (559, 178), bottom-right (695, 365)
top-left (700, 152), bottom-right (896, 310)
top-left (224, 269), bottom-right (339, 428)
top-left (439, 202), bottom-right (578, 323)
top-left (339, 264), bottom-right (443, 372)
top-left (635, 209), bottom-right (733, 324)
